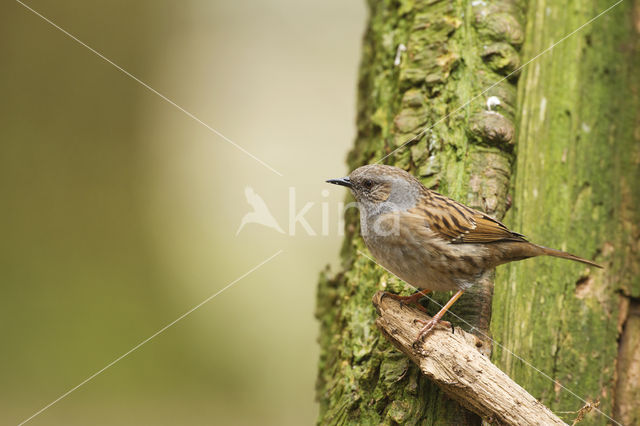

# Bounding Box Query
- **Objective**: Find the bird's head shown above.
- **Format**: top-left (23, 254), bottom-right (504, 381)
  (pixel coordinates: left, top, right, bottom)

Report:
top-left (326, 164), bottom-right (421, 213)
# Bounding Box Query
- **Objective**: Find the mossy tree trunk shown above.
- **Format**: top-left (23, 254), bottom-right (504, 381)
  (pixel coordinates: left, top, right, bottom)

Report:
top-left (317, 0), bottom-right (640, 424)
top-left (316, 0), bottom-right (525, 423)
top-left (492, 1), bottom-right (640, 425)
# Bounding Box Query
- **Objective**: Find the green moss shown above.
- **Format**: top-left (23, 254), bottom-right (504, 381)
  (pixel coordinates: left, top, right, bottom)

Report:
top-left (491, 1), bottom-right (640, 424)
top-left (321, 0), bottom-right (639, 423)
top-left (318, 0), bottom-right (525, 423)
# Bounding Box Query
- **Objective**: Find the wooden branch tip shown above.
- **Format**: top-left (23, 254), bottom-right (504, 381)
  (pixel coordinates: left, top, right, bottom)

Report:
top-left (372, 291), bottom-right (566, 426)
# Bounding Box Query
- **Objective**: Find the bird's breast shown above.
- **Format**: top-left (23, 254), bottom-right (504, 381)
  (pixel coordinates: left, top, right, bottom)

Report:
top-left (362, 211), bottom-right (488, 292)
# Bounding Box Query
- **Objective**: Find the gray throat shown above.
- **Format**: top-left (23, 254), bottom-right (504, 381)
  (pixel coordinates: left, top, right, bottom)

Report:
top-left (357, 177), bottom-right (420, 232)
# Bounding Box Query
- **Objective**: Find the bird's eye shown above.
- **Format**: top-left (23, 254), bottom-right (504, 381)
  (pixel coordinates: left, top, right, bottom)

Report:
top-left (363, 179), bottom-right (373, 189)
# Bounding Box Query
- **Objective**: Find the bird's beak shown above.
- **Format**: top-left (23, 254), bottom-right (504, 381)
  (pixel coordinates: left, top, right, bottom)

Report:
top-left (326, 177), bottom-right (352, 188)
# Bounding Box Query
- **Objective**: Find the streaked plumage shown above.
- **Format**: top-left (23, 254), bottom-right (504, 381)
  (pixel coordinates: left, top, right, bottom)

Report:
top-left (327, 164), bottom-right (601, 340)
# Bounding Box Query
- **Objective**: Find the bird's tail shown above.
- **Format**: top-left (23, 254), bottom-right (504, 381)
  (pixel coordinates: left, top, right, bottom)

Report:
top-left (535, 244), bottom-right (603, 268)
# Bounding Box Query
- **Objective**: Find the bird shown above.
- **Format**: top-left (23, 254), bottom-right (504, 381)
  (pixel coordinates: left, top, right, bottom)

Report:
top-left (326, 164), bottom-right (602, 342)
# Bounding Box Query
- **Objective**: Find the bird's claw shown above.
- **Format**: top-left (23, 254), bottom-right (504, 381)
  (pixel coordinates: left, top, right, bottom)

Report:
top-left (412, 317), bottom-right (451, 347)
top-left (383, 291), bottom-right (428, 312)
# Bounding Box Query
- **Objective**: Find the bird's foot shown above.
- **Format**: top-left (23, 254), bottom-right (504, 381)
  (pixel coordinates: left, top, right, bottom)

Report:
top-left (382, 290), bottom-right (430, 312)
top-left (412, 317), bottom-right (451, 347)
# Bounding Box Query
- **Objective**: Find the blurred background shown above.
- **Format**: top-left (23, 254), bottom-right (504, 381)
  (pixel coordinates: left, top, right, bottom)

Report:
top-left (1, 1), bottom-right (365, 424)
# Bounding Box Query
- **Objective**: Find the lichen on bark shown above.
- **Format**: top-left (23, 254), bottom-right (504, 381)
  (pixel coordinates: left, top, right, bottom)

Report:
top-left (316, 0), bottom-right (525, 423)
top-left (491, 1), bottom-right (640, 424)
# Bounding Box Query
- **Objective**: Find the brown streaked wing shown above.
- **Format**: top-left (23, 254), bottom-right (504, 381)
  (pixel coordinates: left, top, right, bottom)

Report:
top-left (459, 213), bottom-right (527, 243)
top-left (408, 191), bottom-right (527, 244)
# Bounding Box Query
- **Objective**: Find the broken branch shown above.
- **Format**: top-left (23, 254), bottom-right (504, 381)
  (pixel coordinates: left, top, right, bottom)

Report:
top-left (372, 291), bottom-right (565, 425)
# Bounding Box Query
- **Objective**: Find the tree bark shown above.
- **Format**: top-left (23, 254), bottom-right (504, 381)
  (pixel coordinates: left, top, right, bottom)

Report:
top-left (491, 1), bottom-right (640, 425)
top-left (316, 0), bottom-right (524, 423)
top-left (372, 292), bottom-right (565, 426)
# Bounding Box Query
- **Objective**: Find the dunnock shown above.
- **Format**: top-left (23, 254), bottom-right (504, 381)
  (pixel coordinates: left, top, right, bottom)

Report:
top-left (327, 164), bottom-right (601, 341)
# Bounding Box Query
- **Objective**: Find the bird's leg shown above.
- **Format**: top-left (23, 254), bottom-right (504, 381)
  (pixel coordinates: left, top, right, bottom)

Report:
top-left (383, 289), bottom-right (431, 312)
top-left (415, 290), bottom-right (464, 342)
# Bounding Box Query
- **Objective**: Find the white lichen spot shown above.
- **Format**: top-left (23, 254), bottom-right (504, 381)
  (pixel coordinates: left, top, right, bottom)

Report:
top-left (486, 96), bottom-right (501, 113)
top-left (546, 6), bottom-right (551, 16)
top-left (581, 122), bottom-right (591, 133)
top-left (539, 97), bottom-right (547, 122)
top-left (394, 44), bottom-right (407, 66)
top-left (471, 0), bottom-right (487, 6)
top-left (533, 188), bottom-right (539, 199)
